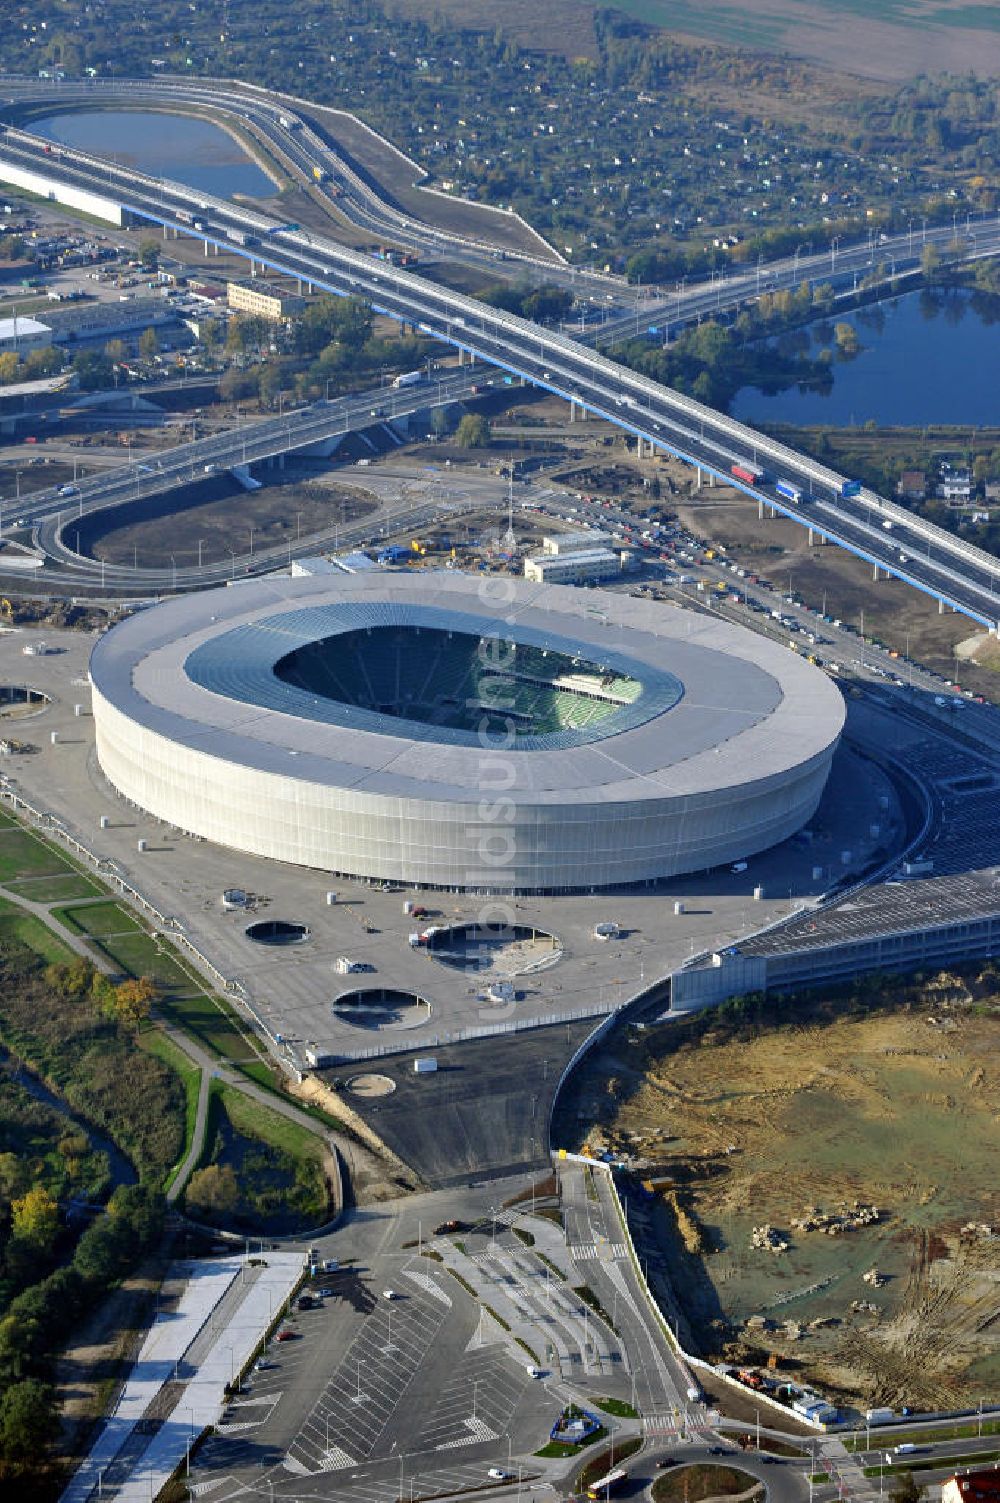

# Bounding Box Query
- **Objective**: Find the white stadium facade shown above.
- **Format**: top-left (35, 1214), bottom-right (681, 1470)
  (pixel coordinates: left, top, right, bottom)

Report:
top-left (89, 572), bottom-right (845, 893)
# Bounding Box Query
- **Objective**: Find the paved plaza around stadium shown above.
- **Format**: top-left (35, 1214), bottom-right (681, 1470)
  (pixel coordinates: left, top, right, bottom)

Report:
top-left (0, 618), bottom-right (902, 1073)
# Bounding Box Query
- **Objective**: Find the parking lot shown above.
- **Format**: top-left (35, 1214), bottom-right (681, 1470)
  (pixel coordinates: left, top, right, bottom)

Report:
top-left (186, 1213), bottom-right (551, 1501)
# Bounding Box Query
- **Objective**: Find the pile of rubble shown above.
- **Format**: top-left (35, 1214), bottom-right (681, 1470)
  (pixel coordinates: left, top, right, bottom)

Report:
top-left (790, 1201), bottom-right (881, 1235)
top-left (751, 1224), bottom-right (789, 1254)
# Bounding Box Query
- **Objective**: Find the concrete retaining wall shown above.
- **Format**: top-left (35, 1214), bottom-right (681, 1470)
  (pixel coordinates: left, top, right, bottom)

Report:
top-left (0, 155), bottom-right (124, 225)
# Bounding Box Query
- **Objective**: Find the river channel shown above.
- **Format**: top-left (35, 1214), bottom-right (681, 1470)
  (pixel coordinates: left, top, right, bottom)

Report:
top-left (30, 108), bottom-right (277, 201)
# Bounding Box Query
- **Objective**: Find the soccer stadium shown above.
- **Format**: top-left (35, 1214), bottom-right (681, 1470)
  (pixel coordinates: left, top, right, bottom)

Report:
top-left (89, 571), bottom-right (846, 892)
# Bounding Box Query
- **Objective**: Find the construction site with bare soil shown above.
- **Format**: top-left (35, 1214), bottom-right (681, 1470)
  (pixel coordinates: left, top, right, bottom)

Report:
top-left (561, 973), bottom-right (1000, 1412)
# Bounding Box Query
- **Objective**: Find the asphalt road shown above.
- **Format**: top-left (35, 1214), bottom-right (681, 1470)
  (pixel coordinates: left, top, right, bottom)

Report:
top-left (7, 127), bottom-right (1000, 633)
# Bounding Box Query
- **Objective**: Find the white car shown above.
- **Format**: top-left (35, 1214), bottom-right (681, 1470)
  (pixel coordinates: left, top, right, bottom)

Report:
top-left (525, 1365), bottom-right (544, 1379)
top-left (488, 1468), bottom-right (512, 1481)
top-left (382, 1288), bottom-right (399, 1300)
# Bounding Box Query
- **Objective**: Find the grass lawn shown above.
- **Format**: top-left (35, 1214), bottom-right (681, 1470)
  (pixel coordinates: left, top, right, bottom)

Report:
top-left (53, 900), bottom-right (146, 938)
top-left (139, 1029), bottom-right (203, 1183)
top-left (863, 1450), bottom-right (1000, 1479)
top-left (0, 826), bottom-right (77, 881)
top-left (185, 1079), bottom-right (329, 1233)
top-left (595, 1397), bottom-right (639, 1418)
top-left (90, 932), bottom-right (193, 990)
top-left (159, 991), bottom-right (261, 1063)
top-left (0, 897), bottom-right (77, 965)
top-left (221, 1083), bottom-right (325, 1163)
top-left (5, 872), bottom-right (103, 902)
top-left (846, 1420), bottom-right (1000, 1451)
top-left (652, 1465), bottom-right (761, 1503)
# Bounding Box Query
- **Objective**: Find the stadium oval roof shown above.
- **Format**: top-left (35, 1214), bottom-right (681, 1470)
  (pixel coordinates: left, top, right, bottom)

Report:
top-left (91, 570), bottom-right (843, 805)
top-left (90, 572), bottom-right (845, 891)
top-left (183, 599), bottom-right (686, 750)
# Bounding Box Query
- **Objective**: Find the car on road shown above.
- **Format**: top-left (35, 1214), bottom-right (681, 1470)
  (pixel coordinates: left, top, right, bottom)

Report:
top-left (382, 1288), bottom-right (400, 1300)
top-left (525, 1365), bottom-right (544, 1378)
top-left (434, 1219), bottom-right (466, 1235)
top-left (488, 1469), bottom-right (512, 1481)
top-left (255, 1359), bottom-right (276, 1371)
top-left (710, 1446), bottom-right (733, 1455)
top-left (276, 1329), bottom-right (299, 1341)
top-left (655, 1457), bottom-right (677, 1469)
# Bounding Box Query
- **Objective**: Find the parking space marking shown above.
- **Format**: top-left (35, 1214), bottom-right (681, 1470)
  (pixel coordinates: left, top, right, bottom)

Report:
top-left (403, 1267), bottom-right (453, 1305)
top-left (420, 1346), bottom-right (527, 1453)
top-left (286, 1286), bottom-right (450, 1472)
top-left (437, 1415), bottom-right (498, 1448)
top-left (318, 1444), bottom-right (358, 1470)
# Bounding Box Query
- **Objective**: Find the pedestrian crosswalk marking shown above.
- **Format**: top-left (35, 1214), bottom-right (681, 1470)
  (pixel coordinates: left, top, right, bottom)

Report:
top-left (568, 1242), bottom-right (628, 1260)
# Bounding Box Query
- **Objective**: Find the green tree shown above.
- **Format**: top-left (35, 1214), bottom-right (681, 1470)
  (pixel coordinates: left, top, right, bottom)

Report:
top-left (22, 346), bottom-right (62, 379)
top-left (456, 413), bottom-right (490, 448)
top-left (137, 237), bottom-right (160, 270)
top-left (257, 362), bottom-right (282, 409)
top-left (430, 405), bottom-right (452, 437)
top-left (71, 351), bottom-right (113, 390)
top-left (921, 242), bottom-right (942, 280)
top-left (199, 317), bottom-right (221, 356)
top-left (11, 1186), bottom-right (58, 1254)
top-left (0, 1379), bottom-right (58, 1464)
top-left (104, 337), bottom-right (127, 364)
top-left (186, 1164), bottom-right (238, 1218)
top-left (890, 1472), bottom-right (925, 1503)
top-left (111, 976), bottom-right (155, 1030)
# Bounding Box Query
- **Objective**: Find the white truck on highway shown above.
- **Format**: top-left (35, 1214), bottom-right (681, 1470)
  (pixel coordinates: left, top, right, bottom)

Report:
top-left (392, 370), bottom-right (424, 389)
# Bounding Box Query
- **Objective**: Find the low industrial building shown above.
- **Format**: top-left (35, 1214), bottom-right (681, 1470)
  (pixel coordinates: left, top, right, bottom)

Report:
top-left (541, 530), bottom-right (613, 556)
top-left (524, 547), bottom-right (627, 584)
top-left (0, 315), bottom-right (54, 354)
top-left (227, 279), bottom-right (303, 322)
top-left (51, 297), bottom-right (174, 341)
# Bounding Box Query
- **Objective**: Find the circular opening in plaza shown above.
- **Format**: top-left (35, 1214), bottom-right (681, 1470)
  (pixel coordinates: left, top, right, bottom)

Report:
top-left (333, 988), bottom-right (431, 1031)
top-left (0, 686), bottom-right (51, 718)
top-left (245, 919), bottom-right (310, 946)
top-left (89, 573), bottom-right (846, 894)
top-left (425, 922), bottom-right (561, 975)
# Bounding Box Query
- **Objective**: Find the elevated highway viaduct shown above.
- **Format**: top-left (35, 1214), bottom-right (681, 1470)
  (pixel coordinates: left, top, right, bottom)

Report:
top-left (3, 123), bottom-right (1000, 631)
